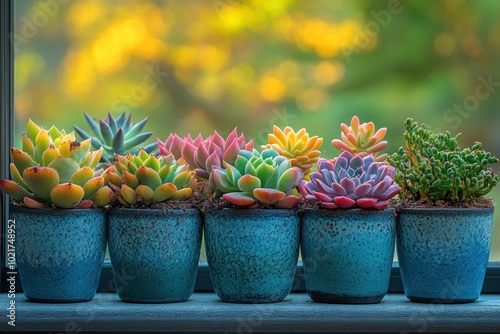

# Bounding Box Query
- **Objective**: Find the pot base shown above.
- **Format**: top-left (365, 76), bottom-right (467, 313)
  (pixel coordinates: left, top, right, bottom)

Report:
top-left (308, 291), bottom-right (384, 304)
top-left (119, 298), bottom-right (189, 304)
top-left (407, 296), bottom-right (478, 304)
top-left (26, 297), bottom-right (94, 303)
top-left (218, 293), bottom-right (288, 304)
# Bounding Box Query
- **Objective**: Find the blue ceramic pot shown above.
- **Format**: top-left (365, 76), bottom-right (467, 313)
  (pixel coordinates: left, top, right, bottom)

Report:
top-left (11, 206), bottom-right (106, 302)
top-left (397, 208), bottom-right (494, 303)
top-left (301, 208), bottom-right (396, 304)
top-left (204, 209), bottom-right (300, 303)
top-left (108, 208), bottom-right (202, 303)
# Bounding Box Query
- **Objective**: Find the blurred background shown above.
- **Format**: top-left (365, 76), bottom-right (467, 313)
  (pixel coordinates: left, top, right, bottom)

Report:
top-left (13, 0), bottom-right (500, 262)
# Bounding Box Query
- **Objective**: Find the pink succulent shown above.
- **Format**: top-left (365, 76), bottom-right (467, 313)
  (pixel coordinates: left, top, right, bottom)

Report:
top-left (157, 128), bottom-right (254, 180)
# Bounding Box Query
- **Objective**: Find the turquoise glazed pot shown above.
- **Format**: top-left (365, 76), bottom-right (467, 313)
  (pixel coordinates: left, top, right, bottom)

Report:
top-left (11, 206), bottom-right (106, 303)
top-left (301, 208), bottom-right (396, 304)
top-left (397, 208), bottom-right (494, 303)
top-left (204, 208), bottom-right (300, 303)
top-left (108, 208), bottom-right (202, 303)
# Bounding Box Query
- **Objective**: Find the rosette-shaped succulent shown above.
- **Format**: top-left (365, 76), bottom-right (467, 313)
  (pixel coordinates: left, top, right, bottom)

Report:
top-left (299, 151), bottom-right (400, 209)
top-left (212, 148), bottom-right (304, 208)
top-left (157, 128), bottom-right (254, 180)
top-left (332, 116), bottom-right (388, 161)
top-left (262, 126), bottom-right (323, 174)
top-left (106, 149), bottom-right (196, 206)
top-left (0, 120), bottom-right (113, 208)
top-left (74, 112), bottom-right (157, 163)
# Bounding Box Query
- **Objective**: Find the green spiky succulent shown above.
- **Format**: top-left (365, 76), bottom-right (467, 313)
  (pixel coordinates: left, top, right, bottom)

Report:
top-left (74, 112), bottom-right (157, 164)
top-left (0, 119), bottom-right (114, 208)
top-left (105, 149), bottom-right (197, 207)
top-left (212, 148), bottom-right (304, 208)
top-left (388, 119), bottom-right (499, 202)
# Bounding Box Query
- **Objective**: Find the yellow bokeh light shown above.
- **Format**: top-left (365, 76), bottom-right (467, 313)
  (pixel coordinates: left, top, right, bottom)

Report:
top-left (67, 0), bottom-right (105, 37)
top-left (259, 75), bottom-right (286, 102)
top-left (62, 50), bottom-right (96, 96)
top-left (227, 64), bottom-right (255, 89)
top-left (194, 75), bottom-right (222, 101)
top-left (197, 45), bottom-right (229, 73)
top-left (314, 61), bottom-right (344, 87)
top-left (297, 88), bottom-right (327, 112)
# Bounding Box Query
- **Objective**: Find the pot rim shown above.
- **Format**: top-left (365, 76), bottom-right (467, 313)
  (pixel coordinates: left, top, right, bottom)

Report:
top-left (399, 207), bottom-right (494, 214)
top-left (302, 207), bottom-right (396, 215)
top-left (9, 205), bottom-right (106, 215)
top-left (108, 207), bottom-right (200, 216)
top-left (205, 207), bottom-right (298, 217)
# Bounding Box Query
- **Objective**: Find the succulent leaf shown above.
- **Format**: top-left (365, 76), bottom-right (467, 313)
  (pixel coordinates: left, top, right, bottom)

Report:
top-left (11, 148), bottom-right (36, 175)
top-left (83, 177), bottom-right (104, 198)
top-left (23, 167), bottom-right (60, 202)
top-left (223, 193), bottom-right (255, 207)
top-left (0, 180), bottom-right (29, 201)
top-left (70, 166), bottom-right (95, 187)
top-left (50, 183), bottom-right (85, 209)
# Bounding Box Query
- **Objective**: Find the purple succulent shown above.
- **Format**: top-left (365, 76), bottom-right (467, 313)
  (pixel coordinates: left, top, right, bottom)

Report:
top-left (298, 151), bottom-right (400, 209)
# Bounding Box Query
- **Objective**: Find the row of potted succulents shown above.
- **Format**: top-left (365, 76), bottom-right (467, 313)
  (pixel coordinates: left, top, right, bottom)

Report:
top-left (0, 114), bottom-right (497, 305)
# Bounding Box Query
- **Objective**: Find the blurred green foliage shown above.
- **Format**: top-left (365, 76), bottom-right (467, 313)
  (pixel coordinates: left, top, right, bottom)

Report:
top-left (13, 0), bottom-right (500, 260)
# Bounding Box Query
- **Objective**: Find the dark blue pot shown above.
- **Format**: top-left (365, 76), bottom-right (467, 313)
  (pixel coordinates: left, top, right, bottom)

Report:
top-left (11, 206), bottom-right (106, 303)
top-left (204, 209), bottom-right (300, 303)
top-left (397, 208), bottom-right (494, 303)
top-left (108, 208), bottom-right (202, 303)
top-left (301, 208), bottom-right (396, 304)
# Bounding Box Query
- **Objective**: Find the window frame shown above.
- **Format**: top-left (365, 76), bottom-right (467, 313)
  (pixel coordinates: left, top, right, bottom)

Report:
top-left (1, 0), bottom-right (499, 294)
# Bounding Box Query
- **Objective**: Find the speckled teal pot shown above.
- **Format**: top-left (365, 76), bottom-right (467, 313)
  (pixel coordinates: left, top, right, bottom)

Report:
top-left (108, 208), bottom-right (202, 303)
top-left (301, 208), bottom-right (396, 304)
top-left (204, 209), bottom-right (300, 303)
top-left (397, 208), bottom-right (494, 303)
top-left (11, 206), bottom-right (106, 303)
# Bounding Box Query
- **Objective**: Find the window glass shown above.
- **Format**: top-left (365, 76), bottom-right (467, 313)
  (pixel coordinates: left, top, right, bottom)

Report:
top-left (13, 0), bottom-right (500, 263)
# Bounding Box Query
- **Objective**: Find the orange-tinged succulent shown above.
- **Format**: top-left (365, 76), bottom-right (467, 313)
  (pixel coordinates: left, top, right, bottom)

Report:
top-left (106, 149), bottom-right (196, 207)
top-left (0, 119), bottom-right (113, 209)
top-left (332, 116), bottom-right (388, 161)
top-left (262, 126), bottom-right (323, 174)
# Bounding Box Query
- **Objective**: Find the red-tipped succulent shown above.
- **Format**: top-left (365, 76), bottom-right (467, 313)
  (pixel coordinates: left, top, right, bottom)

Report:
top-left (299, 151), bottom-right (400, 209)
top-left (157, 128), bottom-right (254, 181)
top-left (212, 148), bottom-right (304, 208)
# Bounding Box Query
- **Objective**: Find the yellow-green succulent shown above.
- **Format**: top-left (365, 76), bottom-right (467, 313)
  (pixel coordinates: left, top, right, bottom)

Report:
top-left (106, 149), bottom-right (197, 206)
top-left (0, 119), bottom-right (114, 208)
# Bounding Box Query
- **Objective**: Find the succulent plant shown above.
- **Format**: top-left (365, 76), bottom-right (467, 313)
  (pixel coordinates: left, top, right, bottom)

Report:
top-left (105, 149), bottom-right (196, 206)
top-left (299, 151), bottom-right (400, 209)
top-left (212, 148), bottom-right (304, 208)
top-left (0, 119), bottom-right (113, 208)
top-left (332, 116), bottom-right (388, 161)
top-left (261, 125), bottom-right (323, 174)
top-left (74, 112), bottom-right (157, 164)
top-left (157, 128), bottom-right (254, 181)
top-left (388, 119), bottom-right (499, 202)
